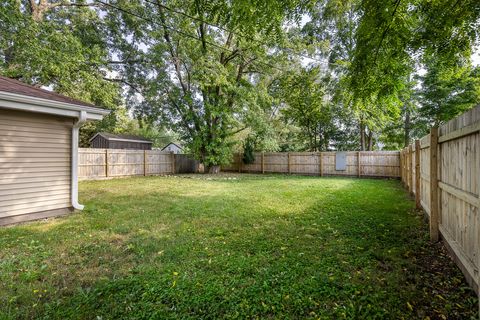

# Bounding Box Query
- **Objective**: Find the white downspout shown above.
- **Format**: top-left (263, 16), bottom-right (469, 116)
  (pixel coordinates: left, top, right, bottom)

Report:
top-left (71, 111), bottom-right (87, 210)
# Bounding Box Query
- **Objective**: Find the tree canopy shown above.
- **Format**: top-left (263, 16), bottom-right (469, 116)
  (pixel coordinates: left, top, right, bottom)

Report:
top-left (1, 0), bottom-right (479, 161)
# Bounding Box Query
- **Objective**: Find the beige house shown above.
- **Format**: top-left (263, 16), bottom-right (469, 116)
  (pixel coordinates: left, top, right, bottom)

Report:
top-left (0, 76), bottom-right (109, 225)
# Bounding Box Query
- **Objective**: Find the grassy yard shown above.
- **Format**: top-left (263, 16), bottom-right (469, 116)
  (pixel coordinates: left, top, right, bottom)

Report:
top-left (0, 174), bottom-right (477, 319)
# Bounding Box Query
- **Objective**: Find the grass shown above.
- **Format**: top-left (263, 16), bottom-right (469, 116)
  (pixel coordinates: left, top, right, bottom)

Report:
top-left (0, 174), bottom-right (478, 319)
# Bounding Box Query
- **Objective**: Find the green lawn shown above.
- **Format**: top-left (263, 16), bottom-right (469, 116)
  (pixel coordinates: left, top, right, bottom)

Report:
top-left (0, 174), bottom-right (477, 319)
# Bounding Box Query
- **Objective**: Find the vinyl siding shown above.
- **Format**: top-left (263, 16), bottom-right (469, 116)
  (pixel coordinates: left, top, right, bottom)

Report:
top-left (0, 109), bottom-right (73, 219)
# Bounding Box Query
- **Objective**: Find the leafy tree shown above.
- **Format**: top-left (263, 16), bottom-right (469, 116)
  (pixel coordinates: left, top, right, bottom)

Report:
top-left (242, 136), bottom-right (256, 164)
top-left (302, 0), bottom-right (403, 151)
top-left (101, 0), bottom-right (306, 172)
top-left (304, 0), bottom-right (480, 149)
top-left (418, 54), bottom-right (480, 127)
top-left (275, 67), bottom-right (335, 151)
top-left (2, 0), bottom-right (480, 158)
top-left (0, 0), bottom-right (141, 146)
top-left (0, 0), bottom-right (120, 109)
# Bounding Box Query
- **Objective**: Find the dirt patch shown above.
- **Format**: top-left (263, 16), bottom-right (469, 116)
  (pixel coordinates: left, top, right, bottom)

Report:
top-left (405, 238), bottom-right (478, 319)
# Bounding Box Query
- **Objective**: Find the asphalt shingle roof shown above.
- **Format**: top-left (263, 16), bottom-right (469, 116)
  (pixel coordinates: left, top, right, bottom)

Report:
top-left (0, 76), bottom-right (95, 107)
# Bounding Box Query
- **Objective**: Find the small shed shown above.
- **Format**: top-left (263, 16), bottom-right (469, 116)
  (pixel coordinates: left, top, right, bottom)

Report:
top-left (0, 76), bottom-right (109, 225)
top-left (161, 142), bottom-right (183, 154)
top-left (90, 132), bottom-right (152, 150)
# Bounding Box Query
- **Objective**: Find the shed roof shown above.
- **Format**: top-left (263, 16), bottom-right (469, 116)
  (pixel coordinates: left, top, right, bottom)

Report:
top-left (90, 132), bottom-right (153, 144)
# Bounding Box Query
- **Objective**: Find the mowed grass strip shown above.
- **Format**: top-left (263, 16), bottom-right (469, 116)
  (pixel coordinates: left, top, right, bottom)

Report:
top-left (0, 174), bottom-right (477, 319)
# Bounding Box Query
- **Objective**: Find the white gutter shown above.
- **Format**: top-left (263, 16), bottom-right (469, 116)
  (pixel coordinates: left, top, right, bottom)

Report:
top-left (0, 90), bottom-right (109, 210)
top-left (71, 111), bottom-right (87, 210)
top-left (0, 91), bottom-right (109, 120)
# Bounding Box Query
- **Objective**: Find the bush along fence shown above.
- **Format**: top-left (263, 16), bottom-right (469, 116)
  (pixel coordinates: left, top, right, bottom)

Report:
top-left (400, 105), bottom-right (480, 295)
top-left (78, 149), bottom-right (199, 179)
top-left (222, 151), bottom-right (400, 178)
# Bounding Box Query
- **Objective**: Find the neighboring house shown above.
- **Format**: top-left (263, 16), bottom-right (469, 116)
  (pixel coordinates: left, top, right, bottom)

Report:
top-left (0, 76), bottom-right (108, 225)
top-left (90, 132), bottom-right (153, 150)
top-left (161, 142), bottom-right (183, 154)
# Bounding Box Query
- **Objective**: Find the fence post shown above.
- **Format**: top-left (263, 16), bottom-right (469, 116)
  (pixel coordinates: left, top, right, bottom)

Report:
top-left (144, 150), bottom-right (147, 176)
top-left (105, 149), bottom-right (109, 178)
top-left (238, 154), bottom-right (242, 173)
top-left (357, 151), bottom-right (361, 178)
top-left (408, 144), bottom-right (413, 194)
top-left (399, 150), bottom-right (403, 183)
top-left (399, 150), bottom-right (402, 182)
top-left (404, 148), bottom-right (407, 187)
top-left (261, 152), bottom-right (265, 174)
top-left (429, 127), bottom-right (439, 242)
top-left (415, 140), bottom-right (421, 209)
top-left (405, 148), bottom-right (408, 187)
top-left (171, 151), bottom-right (176, 174)
top-left (288, 152), bottom-right (291, 174)
top-left (319, 152), bottom-right (323, 177)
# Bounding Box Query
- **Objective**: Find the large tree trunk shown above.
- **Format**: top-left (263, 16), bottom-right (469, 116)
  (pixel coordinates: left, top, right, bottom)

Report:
top-left (367, 130), bottom-right (374, 151)
top-left (359, 122), bottom-right (366, 151)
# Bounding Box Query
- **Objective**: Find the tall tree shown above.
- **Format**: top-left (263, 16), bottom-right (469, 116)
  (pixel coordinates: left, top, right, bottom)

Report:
top-left (0, 0), bottom-right (119, 107)
top-left (101, 0), bottom-right (304, 172)
top-left (0, 0), bottom-right (127, 139)
top-left (303, 0), bottom-right (402, 150)
top-left (274, 67), bottom-right (335, 151)
top-left (305, 0), bottom-right (480, 149)
top-left (418, 53), bottom-right (480, 127)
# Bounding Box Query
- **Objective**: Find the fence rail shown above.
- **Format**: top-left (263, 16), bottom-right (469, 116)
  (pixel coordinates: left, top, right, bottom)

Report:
top-left (401, 105), bottom-right (480, 295)
top-left (222, 151), bottom-right (400, 178)
top-left (79, 149), bottom-right (198, 179)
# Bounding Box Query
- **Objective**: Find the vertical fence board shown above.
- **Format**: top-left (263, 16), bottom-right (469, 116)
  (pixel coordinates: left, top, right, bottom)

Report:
top-left (261, 152), bottom-right (265, 174)
top-left (174, 154), bottom-right (199, 173)
top-left (404, 104), bottom-right (480, 295)
top-left (79, 148), bottom-right (175, 179)
top-left (430, 127), bottom-right (440, 242)
top-left (221, 151), bottom-right (400, 177)
top-left (356, 152), bottom-right (360, 176)
top-left (415, 140), bottom-right (421, 209)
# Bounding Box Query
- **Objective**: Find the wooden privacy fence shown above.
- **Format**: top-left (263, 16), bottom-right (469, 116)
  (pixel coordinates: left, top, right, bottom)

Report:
top-left (175, 154), bottom-right (201, 173)
top-left (79, 148), bottom-right (183, 179)
top-left (222, 151), bottom-right (400, 178)
top-left (401, 105), bottom-right (480, 295)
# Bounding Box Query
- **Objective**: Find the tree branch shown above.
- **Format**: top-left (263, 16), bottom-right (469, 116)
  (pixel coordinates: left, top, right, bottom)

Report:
top-left (166, 89), bottom-right (196, 136)
top-left (373, 0), bottom-right (402, 62)
top-left (229, 126), bottom-right (248, 135)
top-left (194, 0), bottom-right (207, 53)
top-left (156, 0), bottom-right (188, 95)
top-left (29, 0), bottom-right (99, 21)
top-left (104, 77), bottom-right (142, 94)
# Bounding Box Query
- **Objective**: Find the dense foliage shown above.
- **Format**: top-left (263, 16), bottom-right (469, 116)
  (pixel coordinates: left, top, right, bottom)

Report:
top-left (242, 136), bottom-right (255, 164)
top-left (1, 0), bottom-right (480, 158)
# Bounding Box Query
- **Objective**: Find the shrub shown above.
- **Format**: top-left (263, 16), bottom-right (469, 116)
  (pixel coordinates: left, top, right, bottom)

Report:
top-left (242, 137), bottom-right (256, 164)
